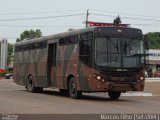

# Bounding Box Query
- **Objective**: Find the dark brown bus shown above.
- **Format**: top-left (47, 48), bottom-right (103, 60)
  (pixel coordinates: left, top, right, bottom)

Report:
top-left (13, 26), bottom-right (147, 99)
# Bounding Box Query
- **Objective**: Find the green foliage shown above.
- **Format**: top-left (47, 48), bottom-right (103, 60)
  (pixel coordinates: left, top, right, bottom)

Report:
top-left (7, 43), bottom-right (13, 65)
top-left (16, 29), bottom-right (42, 42)
top-left (145, 32), bottom-right (160, 49)
top-left (6, 67), bottom-right (13, 72)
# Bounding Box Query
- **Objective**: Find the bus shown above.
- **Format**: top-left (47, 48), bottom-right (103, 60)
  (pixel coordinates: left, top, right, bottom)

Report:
top-left (13, 26), bottom-right (147, 99)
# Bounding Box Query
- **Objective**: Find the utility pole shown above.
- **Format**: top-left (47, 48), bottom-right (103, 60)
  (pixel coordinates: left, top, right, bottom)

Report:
top-left (86, 9), bottom-right (89, 27)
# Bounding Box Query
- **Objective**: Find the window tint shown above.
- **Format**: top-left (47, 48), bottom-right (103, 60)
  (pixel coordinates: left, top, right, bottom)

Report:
top-left (59, 38), bottom-right (66, 45)
top-left (80, 32), bottom-right (93, 41)
top-left (15, 41), bottom-right (47, 52)
top-left (69, 36), bottom-right (78, 44)
top-left (79, 41), bottom-right (91, 56)
top-left (59, 35), bottom-right (78, 46)
top-left (79, 32), bottom-right (93, 66)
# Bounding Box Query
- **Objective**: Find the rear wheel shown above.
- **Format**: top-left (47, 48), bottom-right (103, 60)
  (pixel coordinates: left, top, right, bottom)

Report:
top-left (69, 77), bottom-right (82, 99)
top-left (27, 76), bottom-right (36, 92)
top-left (108, 91), bottom-right (121, 99)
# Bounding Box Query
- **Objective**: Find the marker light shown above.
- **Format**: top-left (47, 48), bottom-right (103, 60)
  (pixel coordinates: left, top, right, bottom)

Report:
top-left (97, 76), bottom-right (101, 80)
top-left (140, 77), bottom-right (144, 80)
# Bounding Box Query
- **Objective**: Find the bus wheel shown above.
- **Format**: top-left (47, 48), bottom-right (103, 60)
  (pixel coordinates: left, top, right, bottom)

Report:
top-left (36, 87), bottom-right (43, 93)
top-left (69, 77), bottom-right (82, 99)
top-left (27, 76), bottom-right (36, 93)
top-left (108, 91), bottom-right (121, 99)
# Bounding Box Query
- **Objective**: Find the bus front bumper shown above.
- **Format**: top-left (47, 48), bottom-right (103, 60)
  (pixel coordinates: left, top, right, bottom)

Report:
top-left (105, 82), bottom-right (144, 92)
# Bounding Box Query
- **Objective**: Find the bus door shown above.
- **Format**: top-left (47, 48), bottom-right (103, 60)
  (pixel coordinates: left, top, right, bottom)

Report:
top-left (48, 43), bottom-right (57, 87)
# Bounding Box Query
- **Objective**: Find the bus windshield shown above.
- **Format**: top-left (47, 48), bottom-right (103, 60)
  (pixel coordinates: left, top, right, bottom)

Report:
top-left (95, 37), bottom-right (144, 68)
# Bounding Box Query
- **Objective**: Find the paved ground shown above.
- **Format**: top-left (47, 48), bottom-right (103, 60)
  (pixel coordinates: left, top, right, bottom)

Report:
top-left (145, 78), bottom-right (160, 94)
top-left (0, 79), bottom-right (160, 119)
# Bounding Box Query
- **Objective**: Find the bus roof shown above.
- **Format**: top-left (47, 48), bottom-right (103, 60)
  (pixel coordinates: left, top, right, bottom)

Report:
top-left (15, 26), bottom-right (141, 46)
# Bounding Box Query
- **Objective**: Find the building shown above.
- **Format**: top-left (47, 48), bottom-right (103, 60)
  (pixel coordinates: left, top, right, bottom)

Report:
top-left (146, 49), bottom-right (160, 77)
top-left (0, 38), bottom-right (8, 70)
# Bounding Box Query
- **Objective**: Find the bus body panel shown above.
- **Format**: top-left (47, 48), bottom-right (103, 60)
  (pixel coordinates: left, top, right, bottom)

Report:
top-left (13, 26), bottom-right (146, 93)
top-left (14, 45), bottom-right (48, 87)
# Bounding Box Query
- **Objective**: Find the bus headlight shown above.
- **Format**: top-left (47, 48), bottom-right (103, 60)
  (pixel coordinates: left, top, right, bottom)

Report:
top-left (140, 77), bottom-right (144, 80)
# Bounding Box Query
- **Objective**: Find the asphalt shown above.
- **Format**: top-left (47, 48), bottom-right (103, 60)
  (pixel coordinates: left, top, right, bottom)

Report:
top-left (0, 79), bottom-right (160, 120)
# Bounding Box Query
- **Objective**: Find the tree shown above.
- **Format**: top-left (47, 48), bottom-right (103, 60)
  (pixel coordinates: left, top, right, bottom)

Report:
top-left (7, 43), bottom-right (13, 67)
top-left (16, 29), bottom-right (42, 42)
top-left (145, 32), bottom-right (160, 49)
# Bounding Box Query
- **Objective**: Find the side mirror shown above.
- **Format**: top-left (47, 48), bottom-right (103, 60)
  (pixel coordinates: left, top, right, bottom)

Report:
top-left (143, 35), bottom-right (149, 66)
top-left (143, 35), bottom-right (149, 50)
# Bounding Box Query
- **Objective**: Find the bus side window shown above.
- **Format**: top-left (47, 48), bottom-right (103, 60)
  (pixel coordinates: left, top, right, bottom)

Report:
top-left (59, 35), bottom-right (78, 46)
top-left (79, 32), bottom-right (93, 66)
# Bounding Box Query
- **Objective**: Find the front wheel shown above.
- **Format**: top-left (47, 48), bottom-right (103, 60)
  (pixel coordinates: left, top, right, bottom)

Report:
top-left (69, 77), bottom-right (82, 99)
top-left (27, 76), bottom-right (43, 93)
top-left (108, 91), bottom-right (121, 99)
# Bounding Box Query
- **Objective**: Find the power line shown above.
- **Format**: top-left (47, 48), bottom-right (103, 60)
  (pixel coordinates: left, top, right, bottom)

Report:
top-left (1, 23), bottom-right (160, 28)
top-left (1, 8), bottom-right (160, 23)
top-left (0, 25), bottom-right (84, 28)
top-left (90, 9), bottom-right (160, 20)
top-left (0, 13), bottom-right (85, 21)
top-left (1, 9), bottom-right (160, 23)
top-left (90, 13), bottom-right (160, 22)
top-left (0, 9), bottom-right (86, 16)
top-left (1, 8), bottom-right (159, 20)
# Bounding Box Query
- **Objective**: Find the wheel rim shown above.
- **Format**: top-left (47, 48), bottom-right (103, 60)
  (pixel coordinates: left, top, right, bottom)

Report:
top-left (69, 78), bottom-right (82, 99)
top-left (28, 79), bottom-right (32, 92)
top-left (70, 80), bottom-right (76, 95)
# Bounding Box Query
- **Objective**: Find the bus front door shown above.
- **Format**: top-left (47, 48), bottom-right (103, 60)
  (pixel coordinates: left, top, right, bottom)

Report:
top-left (48, 43), bottom-right (57, 87)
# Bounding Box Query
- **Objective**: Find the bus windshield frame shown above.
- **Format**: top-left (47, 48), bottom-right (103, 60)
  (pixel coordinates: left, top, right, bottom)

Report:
top-left (94, 27), bottom-right (145, 71)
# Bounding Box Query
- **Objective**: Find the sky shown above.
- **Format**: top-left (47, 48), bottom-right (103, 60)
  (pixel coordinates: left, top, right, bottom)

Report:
top-left (0, 0), bottom-right (160, 43)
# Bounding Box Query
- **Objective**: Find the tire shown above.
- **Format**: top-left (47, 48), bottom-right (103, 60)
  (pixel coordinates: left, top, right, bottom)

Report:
top-left (69, 77), bottom-right (82, 99)
top-left (108, 91), bottom-right (121, 99)
top-left (27, 76), bottom-right (42, 93)
top-left (36, 87), bottom-right (43, 93)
